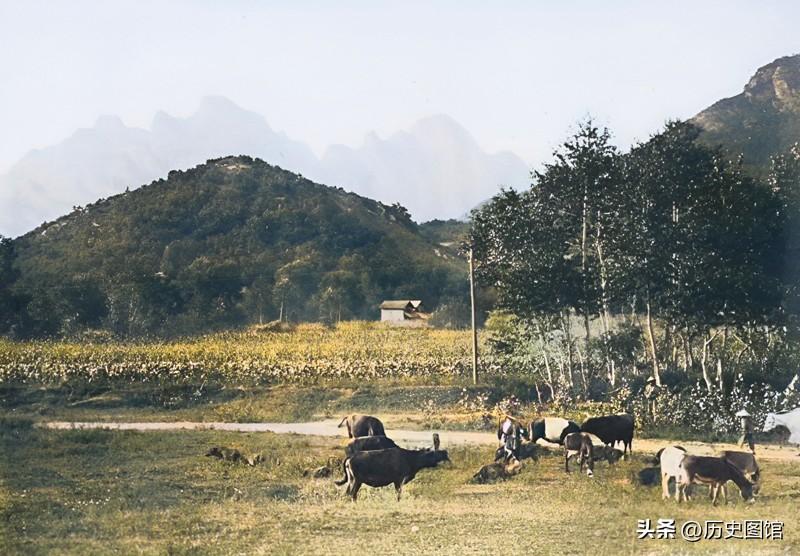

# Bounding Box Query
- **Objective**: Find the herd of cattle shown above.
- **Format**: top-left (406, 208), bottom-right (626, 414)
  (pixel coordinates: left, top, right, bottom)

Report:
top-left (332, 412), bottom-right (770, 504)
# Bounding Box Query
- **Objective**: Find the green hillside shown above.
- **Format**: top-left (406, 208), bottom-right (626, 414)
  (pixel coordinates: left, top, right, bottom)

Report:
top-left (8, 156), bottom-right (466, 336)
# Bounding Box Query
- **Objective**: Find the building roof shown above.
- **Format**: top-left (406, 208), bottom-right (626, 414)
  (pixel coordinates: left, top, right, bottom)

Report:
top-left (380, 300), bottom-right (414, 310)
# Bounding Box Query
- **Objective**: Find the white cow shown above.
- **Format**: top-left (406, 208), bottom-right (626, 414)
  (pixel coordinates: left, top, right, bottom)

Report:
top-left (763, 407), bottom-right (800, 447)
top-left (659, 446), bottom-right (687, 500)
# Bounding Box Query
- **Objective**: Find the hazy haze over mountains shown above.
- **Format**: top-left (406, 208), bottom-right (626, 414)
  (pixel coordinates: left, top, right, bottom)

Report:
top-left (0, 97), bottom-right (529, 237)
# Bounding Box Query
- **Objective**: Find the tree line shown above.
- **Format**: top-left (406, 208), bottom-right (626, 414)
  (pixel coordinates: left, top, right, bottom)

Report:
top-left (472, 120), bottom-right (800, 398)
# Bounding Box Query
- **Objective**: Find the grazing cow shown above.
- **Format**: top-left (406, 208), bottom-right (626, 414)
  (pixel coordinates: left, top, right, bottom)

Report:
top-left (563, 432), bottom-right (595, 476)
top-left (471, 457), bottom-right (522, 484)
top-left (337, 414), bottom-right (386, 438)
top-left (528, 417), bottom-right (580, 445)
top-left (344, 435), bottom-right (399, 458)
top-left (581, 413), bottom-right (635, 456)
top-left (658, 446), bottom-right (687, 500)
top-left (677, 455), bottom-right (755, 504)
top-left (720, 450), bottom-right (761, 493)
top-left (337, 447), bottom-right (450, 501)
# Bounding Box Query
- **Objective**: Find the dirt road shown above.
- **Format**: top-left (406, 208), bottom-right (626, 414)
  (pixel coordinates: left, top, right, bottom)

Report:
top-left (38, 419), bottom-right (799, 461)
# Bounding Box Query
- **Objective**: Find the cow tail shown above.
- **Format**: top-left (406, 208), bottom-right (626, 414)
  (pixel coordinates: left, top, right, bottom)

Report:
top-left (334, 459), bottom-right (349, 486)
top-left (337, 416), bottom-right (348, 428)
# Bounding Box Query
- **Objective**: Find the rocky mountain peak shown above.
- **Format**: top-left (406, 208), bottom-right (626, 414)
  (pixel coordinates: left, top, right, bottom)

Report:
top-left (743, 54), bottom-right (800, 109)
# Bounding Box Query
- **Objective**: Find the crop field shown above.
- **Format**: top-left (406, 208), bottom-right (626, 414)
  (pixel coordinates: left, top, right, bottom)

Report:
top-left (0, 322), bottom-right (479, 386)
top-left (1, 419), bottom-right (798, 555)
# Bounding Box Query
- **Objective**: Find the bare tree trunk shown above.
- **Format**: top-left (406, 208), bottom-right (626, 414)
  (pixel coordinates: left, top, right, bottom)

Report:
top-left (594, 229), bottom-right (615, 387)
top-left (560, 310), bottom-right (575, 389)
top-left (536, 322), bottom-right (555, 386)
top-left (576, 345), bottom-right (589, 396)
top-left (645, 294), bottom-right (661, 386)
top-left (700, 330), bottom-right (720, 392)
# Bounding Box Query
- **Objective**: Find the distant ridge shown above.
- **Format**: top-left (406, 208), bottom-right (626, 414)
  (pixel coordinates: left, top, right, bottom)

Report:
top-left (0, 98), bottom-right (529, 237)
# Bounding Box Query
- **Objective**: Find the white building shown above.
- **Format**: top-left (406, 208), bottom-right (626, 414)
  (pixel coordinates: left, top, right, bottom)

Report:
top-left (379, 300), bottom-right (427, 325)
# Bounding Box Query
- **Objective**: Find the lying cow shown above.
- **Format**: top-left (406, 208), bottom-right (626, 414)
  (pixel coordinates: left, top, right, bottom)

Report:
top-left (720, 450), bottom-right (761, 493)
top-left (593, 444), bottom-right (624, 464)
top-left (336, 447), bottom-right (450, 501)
top-left (581, 413), bottom-right (634, 457)
top-left (471, 457), bottom-right (522, 484)
top-left (564, 432), bottom-right (595, 476)
top-left (529, 417), bottom-right (580, 445)
top-left (658, 446), bottom-right (687, 500)
top-left (338, 414), bottom-right (386, 438)
top-left (677, 455), bottom-right (755, 504)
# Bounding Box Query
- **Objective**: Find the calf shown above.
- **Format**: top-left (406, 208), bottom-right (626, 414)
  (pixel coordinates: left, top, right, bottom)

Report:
top-left (344, 435), bottom-right (399, 458)
top-left (658, 446), bottom-right (687, 500)
top-left (338, 447), bottom-right (450, 501)
top-left (720, 450), bottom-right (761, 493)
top-left (581, 413), bottom-right (634, 456)
top-left (677, 455), bottom-right (755, 504)
top-left (338, 414), bottom-right (386, 438)
top-left (529, 417), bottom-right (580, 445)
top-left (563, 432), bottom-right (595, 476)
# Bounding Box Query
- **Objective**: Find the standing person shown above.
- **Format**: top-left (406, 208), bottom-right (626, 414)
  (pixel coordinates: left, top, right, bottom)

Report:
top-left (497, 415), bottom-right (526, 462)
top-left (736, 409), bottom-right (755, 453)
top-left (644, 377), bottom-right (661, 421)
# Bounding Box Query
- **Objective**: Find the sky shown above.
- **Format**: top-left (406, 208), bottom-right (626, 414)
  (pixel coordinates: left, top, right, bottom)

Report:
top-left (1, 0), bottom-right (799, 174)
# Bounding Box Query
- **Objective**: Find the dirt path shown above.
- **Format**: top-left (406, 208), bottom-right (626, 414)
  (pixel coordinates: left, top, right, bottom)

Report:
top-left (37, 419), bottom-right (800, 461)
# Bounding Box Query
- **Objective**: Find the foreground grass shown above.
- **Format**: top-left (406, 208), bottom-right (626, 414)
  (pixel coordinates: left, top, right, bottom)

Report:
top-left (1, 420), bottom-right (797, 555)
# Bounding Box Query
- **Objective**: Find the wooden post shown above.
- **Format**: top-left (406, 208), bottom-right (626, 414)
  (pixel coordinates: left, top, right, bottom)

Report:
top-left (469, 247), bottom-right (478, 385)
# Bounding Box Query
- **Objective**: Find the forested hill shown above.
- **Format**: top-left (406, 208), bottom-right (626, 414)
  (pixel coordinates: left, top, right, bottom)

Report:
top-left (693, 54), bottom-right (800, 172)
top-left (8, 156), bottom-right (466, 336)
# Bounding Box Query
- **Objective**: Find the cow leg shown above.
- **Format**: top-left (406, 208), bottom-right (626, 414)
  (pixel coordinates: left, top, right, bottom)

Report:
top-left (565, 451), bottom-right (572, 473)
top-left (711, 484), bottom-right (719, 506)
top-left (350, 481), bottom-right (362, 502)
top-left (720, 483), bottom-right (727, 504)
top-left (661, 472), bottom-right (670, 500)
top-left (395, 480), bottom-right (404, 501)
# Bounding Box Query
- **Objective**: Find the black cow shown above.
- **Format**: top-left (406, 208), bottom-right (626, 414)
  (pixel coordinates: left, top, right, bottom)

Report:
top-left (528, 417), bottom-right (580, 445)
top-left (563, 432), bottom-right (595, 476)
top-left (336, 447), bottom-right (450, 501)
top-left (344, 435), bottom-right (399, 458)
top-left (338, 414), bottom-right (386, 438)
top-left (581, 413), bottom-right (634, 456)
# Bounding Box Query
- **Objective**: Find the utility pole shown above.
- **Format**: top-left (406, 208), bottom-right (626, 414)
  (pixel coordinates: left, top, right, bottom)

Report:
top-left (468, 246), bottom-right (478, 385)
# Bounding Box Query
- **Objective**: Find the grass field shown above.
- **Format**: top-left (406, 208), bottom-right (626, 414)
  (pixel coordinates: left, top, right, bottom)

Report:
top-left (1, 418), bottom-right (798, 555)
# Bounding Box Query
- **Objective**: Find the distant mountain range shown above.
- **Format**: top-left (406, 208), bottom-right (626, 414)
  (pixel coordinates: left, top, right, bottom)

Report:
top-left (0, 97), bottom-right (529, 237)
top-left (692, 53), bottom-right (800, 171)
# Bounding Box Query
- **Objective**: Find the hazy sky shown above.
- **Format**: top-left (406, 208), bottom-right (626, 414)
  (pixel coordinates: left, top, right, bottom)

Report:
top-left (1, 0), bottom-right (799, 173)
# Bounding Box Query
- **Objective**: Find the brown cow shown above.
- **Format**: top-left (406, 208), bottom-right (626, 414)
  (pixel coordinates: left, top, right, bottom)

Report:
top-left (337, 414), bottom-right (386, 438)
top-left (677, 455), bottom-right (755, 504)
